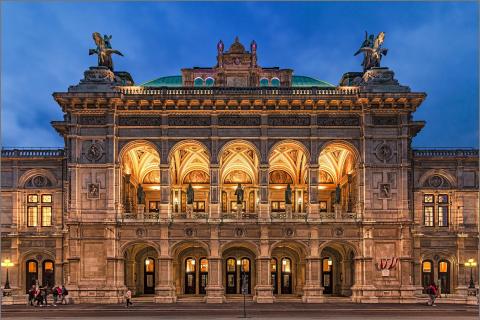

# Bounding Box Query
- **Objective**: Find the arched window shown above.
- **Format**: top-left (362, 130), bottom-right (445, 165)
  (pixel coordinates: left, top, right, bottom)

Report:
top-left (260, 78), bottom-right (269, 87)
top-left (271, 258), bottom-right (278, 294)
top-left (240, 258), bottom-right (251, 294)
top-left (25, 260), bottom-right (38, 293)
top-left (271, 78), bottom-right (280, 87)
top-left (42, 260), bottom-right (55, 287)
top-left (144, 257), bottom-right (155, 294)
top-left (281, 258), bottom-right (292, 294)
top-left (199, 258), bottom-right (208, 294)
top-left (205, 77), bottom-right (214, 87)
top-left (422, 260), bottom-right (434, 293)
top-left (226, 258), bottom-right (237, 294)
top-left (194, 77), bottom-right (204, 87)
top-left (322, 257), bottom-right (333, 294)
top-left (185, 258), bottom-right (196, 294)
top-left (438, 260), bottom-right (450, 294)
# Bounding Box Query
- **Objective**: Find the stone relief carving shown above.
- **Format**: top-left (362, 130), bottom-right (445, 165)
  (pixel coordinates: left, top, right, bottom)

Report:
top-left (85, 142), bottom-right (104, 162)
top-left (118, 116), bottom-right (162, 126)
top-left (334, 227), bottom-right (344, 237)
top-left (372, 116), bottom-right (399, 126)
top-left (168, 116), bottom-right (211, 126)
top-left (378, 183), bottom-right (391, 199)
top-left (25, 175), bottom-right (53, 188)
top-left (374, 142), bottom-right (394, 162)
top-left (79, 115), bottom-right (107, 125)
top-left (425, 175), bottom-right (451, 189)
top-left (218, 115), bottom-right (261, 126)
top-left (136, 228), bottom-right (145, 238)
top-left (185, 228), bottom-right (195, 237)
top-left (284, 227), bottom-right (294, 237)
top-left (317, 116), bottom-right (360, 126)
top-left (234, 228), bottom-right (245, 237)
top-left (268, 115), bottom-right (310, 126)
top-left (87, 183), bottom-right (100, 199)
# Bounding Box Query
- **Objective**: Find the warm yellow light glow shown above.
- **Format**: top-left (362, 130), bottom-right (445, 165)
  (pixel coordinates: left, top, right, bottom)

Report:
top-left (273, 186), bottom-right (284, 190)
top-left (327, 259), bottom-right (332, 266)
top-left (174, 198), bottom-right (179, 204)
top-left (192, 185), bottom-right (203, 189)
top-left (145, 259), bottom-right (150, 266)
top-left (465, 259), bottom-right (477, 267)
top-left (149, 186), bottom-right (161, 190)
top-left (1, 259), bottom-right (13, 267)
top-left (282, 259), bottom-right (287, 266)
top-left (318, 186), bottom-right (327, 190)
top-left (237, 259), bottom-right (241, 266)
top-left (191, 259), bottom-right (195, 265)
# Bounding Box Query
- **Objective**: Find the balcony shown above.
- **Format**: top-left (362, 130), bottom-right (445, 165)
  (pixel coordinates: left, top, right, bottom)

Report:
top-left (1, 147), bottom-right (65, 158)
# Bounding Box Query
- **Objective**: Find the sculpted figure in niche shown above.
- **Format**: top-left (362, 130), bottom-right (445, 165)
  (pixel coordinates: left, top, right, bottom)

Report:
top-left (137, 184), bottom-right (146, 205)
top-left (186, 183), bottom-right (194, 204)
top-left (234, 183), bottom-right (244, 204)
top-left (285, 184), bottom-right (292, 205)
top-left (335, 184), bottom-right (341, 204)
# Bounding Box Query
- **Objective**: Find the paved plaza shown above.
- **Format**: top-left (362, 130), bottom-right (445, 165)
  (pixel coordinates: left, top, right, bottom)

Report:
top-left (1, 302), bottom-right (479, 319)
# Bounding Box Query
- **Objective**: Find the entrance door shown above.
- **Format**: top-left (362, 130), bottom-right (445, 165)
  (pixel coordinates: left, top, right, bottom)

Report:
top-left (185, 258), bottom-right (196, 294)
top-left (271, 258), bottom-right (278, 294)
top-left (199, 258), bottom-right (208, 295)
top-left (422, 260), bottom-right (434, 293)
top-left (438, 260), bottom-right (450, 294)
top-left (240, 258), bottom-right (251, 294)
top-left (144, 257), bottom-right (155, 294)
top-left (226, 258), bottom-right (237, 294)
top-left (26, 260), bottom-right (38, 293)
top-left (322, 257), bottom-right (333, 294)
top-left (281, 258), bottom-right (292, 294)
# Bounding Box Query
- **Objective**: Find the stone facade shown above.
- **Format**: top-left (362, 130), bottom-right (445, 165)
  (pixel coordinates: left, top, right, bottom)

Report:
top-left (1, 38), bottom-right (478, 305)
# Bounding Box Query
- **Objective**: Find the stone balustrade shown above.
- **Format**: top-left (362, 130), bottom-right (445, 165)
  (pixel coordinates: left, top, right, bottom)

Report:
top-left (413, 149), bottom-right (478, 158)
top-left (1, 148), bottom-right (64, 158)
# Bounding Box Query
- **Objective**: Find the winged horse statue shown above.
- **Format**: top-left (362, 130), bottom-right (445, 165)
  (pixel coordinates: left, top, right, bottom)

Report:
top-left (89, 32), bottom-right (123, 71)
top-left (354, 31), bottom-right (388, 72)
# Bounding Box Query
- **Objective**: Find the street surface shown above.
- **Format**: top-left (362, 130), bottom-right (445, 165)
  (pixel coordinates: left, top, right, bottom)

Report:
top-left (1, 302), bottom-right (478, 319)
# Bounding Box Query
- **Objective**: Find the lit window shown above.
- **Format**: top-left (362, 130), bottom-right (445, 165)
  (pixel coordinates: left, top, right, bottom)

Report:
top-left (227, 258), bottom-right (236, 272)
top-left (323, 257), bottom-right (332, 272)
top-left (271, 78), bottom-right (280, 87)
top-left (200, 259), bottom-right (208, 272)
top-left (260, 78), bottom-right (269, 87)
top-left (438, 206), bottom-right (448, 227)
top-left (145, 258), bottom-right (154, 273)
top-left (28, 261), bottom-right (37, 273)
top-left (422, 261), bottom-right (432, 272)
top-left (205, 78), bottom-right (214, 87)
top-left (27, 207), bottom-right (38, 227)
top-left (186, 258), bottom-right (196, 273)
top-left (28, 195), bottom-right (38, 203)
top-left (44, 261), bottom-right (54, 272)
top-left (439, 261), bottom-right (448, 273)
top-left (437, 194), bottom-right (448, 204)
top-left (41, 194), bottom-right (52, 203)
top-left (270, 259), bottom-right (277, 272)
top-left (423, 194), bottom-right (434, 203)
top-left (194, 77), bottom-right (204, 87)
top-left (282, 258), bottom-right (291, 273)
top-left (241, 258), bottom-right (250, 272)
top-left (424, 206), bottom-right (434, 226)
top-left (41, 207), bottom-right (52, 227)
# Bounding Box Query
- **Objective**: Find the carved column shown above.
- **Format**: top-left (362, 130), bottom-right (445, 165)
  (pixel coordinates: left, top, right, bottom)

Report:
top-left (155, 225), bottom-right (176, 303)
top-left (206, 225), bottom-right (225, 303)
top-left (259, 164), bottom-right (270, 220)
top-left (302, 227), bottom-right (324, 302)
top-left (159, 164), bottom-right (170, 219)
top-left (308, 165), bottom-right (319, 219)
top-left (255, 226), bottom-right (274, 303)
top-left (209, 165), bottom-right (220, 220)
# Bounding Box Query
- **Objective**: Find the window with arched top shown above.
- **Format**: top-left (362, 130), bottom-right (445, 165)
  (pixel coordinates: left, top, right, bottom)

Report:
top-left (438, 260), bottom-right (450, 294)
top-left (271, 78), bottom-right (280, 87)
top-left (205, 77), bottom-right (214, 87)
top-left (260, 78), bottom-right (269, 87)
top-left (281, 257), bottom-right (292, 294)
top-left (199, 258), bottom-right (208, 294)
top-left (194, 77), bottom-right (204, 87)
top-left (271, 258), bottom-right (278, 294)
top-left (42, 260), bottom-right (55, 287)
top-left (421, 260), bottom-right (434, 292)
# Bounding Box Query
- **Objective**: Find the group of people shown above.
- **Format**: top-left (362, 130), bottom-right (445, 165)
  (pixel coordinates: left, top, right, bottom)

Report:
top-left (426, 283), bottom-right (440, 306)
top-left (28, 284), bottom-right (68, 307)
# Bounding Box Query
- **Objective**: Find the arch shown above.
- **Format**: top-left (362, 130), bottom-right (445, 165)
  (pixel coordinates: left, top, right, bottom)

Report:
top-left (168, 140), bottom-right (211, 188)
top-left (205, 77), bottom-right (215, 87)
top-left (268, 139), bottom-right (311, 163)
top-left (18, 169), bottom-right (58, 188)
top-left (319, 240), bottom-right (360, 258)
top-left (217, 139), bottom-right (261, 164)
top-left (220, 240), bottom-right (260, 258)
top-left (260, 78), bottom-right (269, 87)
top-left (418, 169), bottom-right (457, 189)
top-left (168, 140), bottom-right (212, 162)
top-left (271, 77), bottom-right (280, 87)
top-left (269, 240), bottom-right (308, 258)
top-left (170, 240), bottom-right (211, 258)
top-left (194, 77), bottom-right (204, 87)
top-left (118, 139), bottom-right (160, 163)
top-left (318, 140), bottom-right (361, 163)
top-left (120, 240), bottom-right (161, 257)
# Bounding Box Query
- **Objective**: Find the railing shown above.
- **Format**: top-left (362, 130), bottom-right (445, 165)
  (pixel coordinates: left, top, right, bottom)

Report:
top-left (1, 148), bottom-right (65, 158)
top-left (270, 212), bottom-right (308, 220)
top-left (319, 211), bottom-right (357, 220)
top-left (413, 149), bottom-right (478, 158)
top-left (116, 86), bottom-right (359, 96)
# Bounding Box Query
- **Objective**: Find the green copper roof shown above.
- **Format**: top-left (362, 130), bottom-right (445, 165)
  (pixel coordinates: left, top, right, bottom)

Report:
top-left (141, 75), bottom-right (182, 87)
top-left (291, 75), bottom-right (334, 88)
top-left (141, 75), bottom-right (334, 87)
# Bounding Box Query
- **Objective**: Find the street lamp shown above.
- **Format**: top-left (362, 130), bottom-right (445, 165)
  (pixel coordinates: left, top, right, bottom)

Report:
top-left (464, 258), bottom-right (477, 289)
top-left (1, 259), bottom-right (14, 293)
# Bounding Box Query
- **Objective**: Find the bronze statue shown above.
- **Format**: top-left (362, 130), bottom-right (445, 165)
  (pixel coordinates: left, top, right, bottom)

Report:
top-left (234, 183), bottom-right (244, 204)
top-left (335, 184), bottom-right (341, 204)
top-left (285, 184), bottom-right (292, 205)
top-left (186, 183), bottom-right (194, 204)
top-left (354, 31), bottom-right (388, 72)
top-left (89, 32), bottom-right (123, 71)
top-left (137, 184), bottom-right (145, 205)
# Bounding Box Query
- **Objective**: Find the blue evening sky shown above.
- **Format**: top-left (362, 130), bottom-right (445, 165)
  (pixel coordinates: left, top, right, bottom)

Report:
top-left (1, 1), bottom-right (478, 148)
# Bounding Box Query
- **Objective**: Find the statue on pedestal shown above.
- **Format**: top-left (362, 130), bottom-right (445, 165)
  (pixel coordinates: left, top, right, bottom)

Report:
top-left (335, 184), bottom-right (341, 204)
top-left (89, 32), bottom-right (124, 71)
top-left (137, 184), bottom-right (145, 205)
top-left (285, 184), bottom-right (292, 205)
top-left (234, 183), bottom-right (244, 204)
top-left (354, 31), bottom-right (388, 72)
top-left (186, 183), bottom-right (194, 204)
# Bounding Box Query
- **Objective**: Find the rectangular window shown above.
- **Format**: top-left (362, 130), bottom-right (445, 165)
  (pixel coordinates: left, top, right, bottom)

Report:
top-left (438, 206), bottom-right (449, 227)
top-left (41, 206), bottom-right (52, 227)
top-left (27, 207), bottom-right (38, 227)
top-left (148, 201), bottom-right (160, 213)
top-left (423, 194), bottom-right (434, 203)
top-left (27, 194), bottom-right (38, 203)
top-left (424, 206), bottom-right (434, 226)
top-left (41, 194), bottom-right (52, 203)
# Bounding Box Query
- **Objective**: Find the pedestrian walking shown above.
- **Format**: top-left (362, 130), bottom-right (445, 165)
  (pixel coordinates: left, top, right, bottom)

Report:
top-left (426, 283), bottom-right (438, 306)
top-left (60, 285), bottom-right (69, 305)
top-left (52, 285), bottom-right (59, 306)
top-left (125, 289), bottom-right (133, 307)
top-left (28, 285), bottom-right (35, 306)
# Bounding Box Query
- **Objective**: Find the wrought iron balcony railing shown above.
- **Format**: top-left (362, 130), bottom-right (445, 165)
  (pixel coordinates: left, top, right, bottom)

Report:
top-left (413, 149), bottom-right (478, 158)
top-left (1, 148), bottom-right (65, 158)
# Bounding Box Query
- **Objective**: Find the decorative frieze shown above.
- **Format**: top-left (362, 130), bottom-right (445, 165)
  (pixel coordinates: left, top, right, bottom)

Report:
top-left (218, 115), bottom-right (261, 126)
top-left (118, 116), bottom-right (161, 126)
top-left (317, 116), bottom-right (359, 126)
top-left (168, 116), bottom-right (211, 126)
top-left (78, 115), bottom-right (107, 125)
top-left (268, 115), bottom-right (310, 126)
top-left (372, 116), bottom-right (399, 126)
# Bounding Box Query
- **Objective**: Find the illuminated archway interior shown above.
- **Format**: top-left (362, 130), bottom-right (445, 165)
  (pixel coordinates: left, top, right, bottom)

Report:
top-left (318, 144), bottom-right (358, 213)
top-left (268, 142), bottom-right (309, 213)
top-left (219, 142), bottom-right (259, 213)
top-left (169, 142), bottom-right (210, 213)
